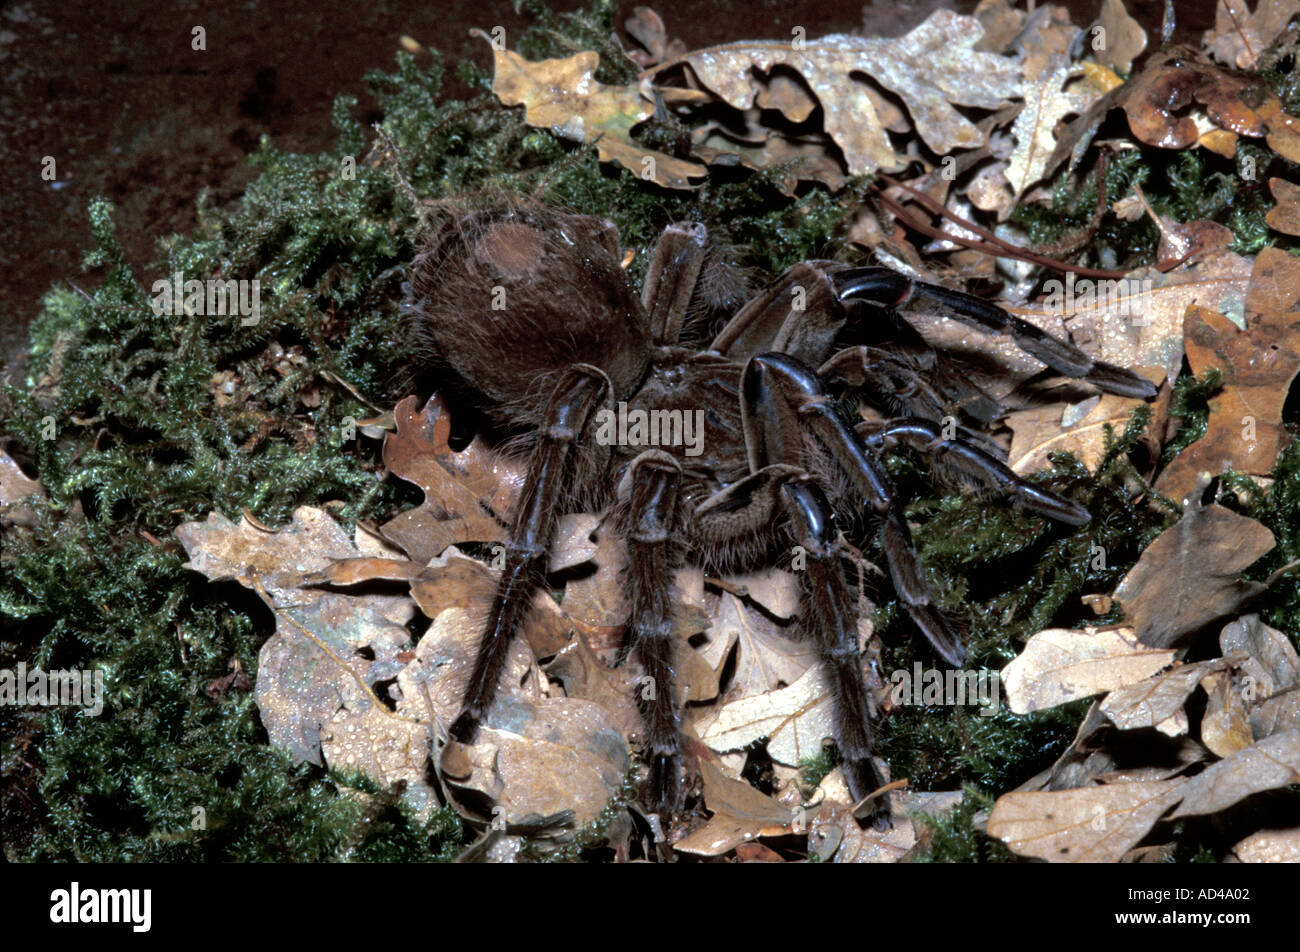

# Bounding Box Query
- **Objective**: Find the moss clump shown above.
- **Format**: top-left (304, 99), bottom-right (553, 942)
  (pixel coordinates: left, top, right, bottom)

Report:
top-left (910, 787), bottom-right (1016, 863)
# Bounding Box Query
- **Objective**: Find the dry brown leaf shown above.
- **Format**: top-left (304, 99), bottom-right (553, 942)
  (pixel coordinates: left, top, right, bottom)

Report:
top-left (691, 118), bottom-right (847, 195)
top-left (623, 5), bottom-right (687, 69)
top-left (1200, 670), bottom-right (1255, 757)
top-left (973, 0), bottom-right (1027, 55)
top-left (1251, 689), bottom-right (1300, 738)
top-left (1156, 249), bottom-right (1300, 500)
top-left (1113, 503), bottom-right (1276, 649)
top-left (408, 547), bottom-right (574, 657)
top-left (1265, 177), bottom-right (1300, 235)
top-left (807, 769), bottom-right (916, 863)
top-left (1001, 625), bottom-right (1176, 714)
top-left (673, 759), bottom-right (794, 857)
top-left (1231, 826), bottom-right (1300, 861)
top-left (1205, 0), bottom-right (1300, 70)
top-left (1045, 48), bottom-right (1291, 175)
top-left (479, 35), bottom-right (705, 189)
top-left (544, 630), bottom-right (643, 740)
top-left (558, 525), bottom-right (628, 641)
top-left (1099, 656), bottom-right (1241, 731)
top-left (1004, 367), bottom-right (1166, 475)
top-left (655, 10), bottom-right (1021, 175)
top-left (405, 605), bottom-right (628, 829)
top-left (1016, 4), bottom-right (1081, 83)
top-left (987, 779), bottom-right (1184, 862)
top-left (1220, 613), bottom-right (1300, 700)
top-left (380, 394), bottom-right (525, 563)
top-left (1092, 0), bottom-right (1147, 74)
top-left (1171, 728), bottom-right (1300, 817)
top-left (1219, 614), bottom-right (1300, 741)
top-left (992, 729), bottom-right (1300, 861)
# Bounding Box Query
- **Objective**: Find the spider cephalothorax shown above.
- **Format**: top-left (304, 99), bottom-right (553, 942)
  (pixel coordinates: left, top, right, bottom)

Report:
top-left (406, 201), bottom-right (1156, 824)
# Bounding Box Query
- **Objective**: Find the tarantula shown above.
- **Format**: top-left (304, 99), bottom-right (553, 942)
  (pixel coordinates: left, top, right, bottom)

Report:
top-left (405, 201), bottom-right (1156, 824)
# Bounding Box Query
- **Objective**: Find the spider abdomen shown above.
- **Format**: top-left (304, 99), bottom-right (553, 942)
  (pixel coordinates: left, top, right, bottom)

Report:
top-left (406, 206), bottom-right (654, 416)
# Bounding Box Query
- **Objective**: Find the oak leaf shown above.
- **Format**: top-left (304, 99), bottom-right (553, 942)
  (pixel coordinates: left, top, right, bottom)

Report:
top-left (1155, 249), bottom-right (1300, 500)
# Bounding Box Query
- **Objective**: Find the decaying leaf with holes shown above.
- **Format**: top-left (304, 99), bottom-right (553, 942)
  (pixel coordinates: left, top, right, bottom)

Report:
top-left (1155, 249), bottom-right (1300, 501)
top-left (176, 506), bottom-right (440, 819)
top-left (651, 10), bottom-right (1021, 176)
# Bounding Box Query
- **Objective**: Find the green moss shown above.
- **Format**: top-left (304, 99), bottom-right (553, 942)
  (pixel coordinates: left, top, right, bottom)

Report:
top-left (910, 787), bottom-right (1016, 863)
top-left (1161, 369), bottom-right (1223, 467)
top-left (871, 407), bottom-right (1175, 812)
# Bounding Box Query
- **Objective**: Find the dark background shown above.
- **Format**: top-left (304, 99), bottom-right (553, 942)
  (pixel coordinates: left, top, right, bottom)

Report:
top-left (0, 0), bottom-right (1211, 376)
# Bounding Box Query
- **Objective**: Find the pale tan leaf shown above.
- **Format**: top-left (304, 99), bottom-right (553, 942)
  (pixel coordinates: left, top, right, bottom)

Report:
top-left (1006, 62), bottom-right (1103, 199)
top-left (1005, 368), bottom-right (1165, 475)
top-left (1220, 614), bottom-right (1300, 701)
top-left (674, 759), bottom-right (794, 857)
top-left (1100, 656), bottom-right (1240, 730)
top-left (988, 780), bottom-right (1185, 862)
top-left (1092, 0), bottom-right (1147, 73)
top-left (1200, 671), bottom-right (1255, 757)
top-left (1172, 729), bottom-right (1300, 818)
top-left (1231, 827), bottom-right (1300, 861)
top-left (1001, 625), bottom-right (1176, 714)
top-left (697, 590), bottom-right (816, 696)
top-left (1045, 253), bottom-right (1255, 382)
top-left (696, 665), bottom-right (832, 767)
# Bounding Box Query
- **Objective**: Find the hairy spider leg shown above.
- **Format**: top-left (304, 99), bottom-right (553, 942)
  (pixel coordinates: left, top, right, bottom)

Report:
top-left (832, 268), bottom-right (1158, 400)
top-left (741, 352), bottom-right (966, 668)
top-left (616, 450), bottom-right (687, 813)
top-left (856, 418), bottom-right (1091, 525)
top-left (449, 364), bottom-right (611, 743)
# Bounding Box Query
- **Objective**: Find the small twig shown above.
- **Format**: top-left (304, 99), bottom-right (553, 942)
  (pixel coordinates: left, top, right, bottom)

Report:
top-left (1222, 0), bottom-right (1258, 69)
top-left (874, 174), bottom-right (1131, 278)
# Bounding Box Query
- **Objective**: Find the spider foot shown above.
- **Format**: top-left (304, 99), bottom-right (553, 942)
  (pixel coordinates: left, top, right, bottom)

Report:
top-left (644, 750), bottom-right (682, 818)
